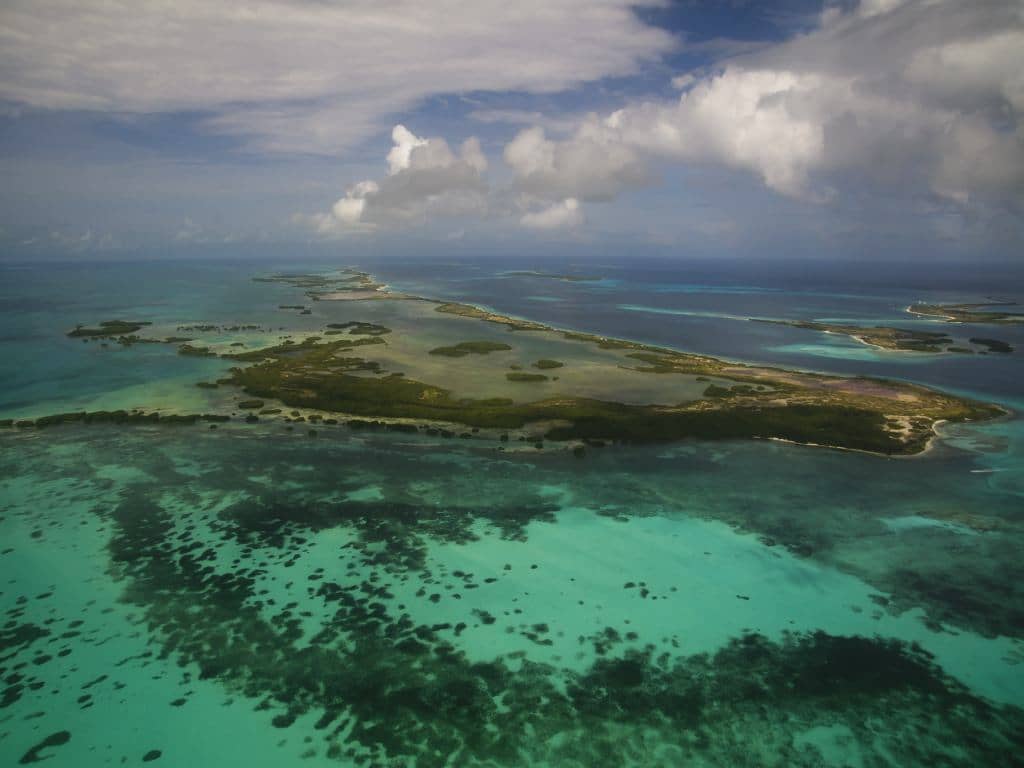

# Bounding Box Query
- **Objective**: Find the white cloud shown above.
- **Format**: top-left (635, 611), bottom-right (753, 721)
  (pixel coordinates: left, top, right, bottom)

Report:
top-left (857, 0), bottom-right (908, 18)
top-left (670, 74), bottom-right (697, 90)
top-left (468, 108), bottom-right (584, 135)
top-left (499, 70), bottom-right (835, 202)
top-left (504, 123), bottom-right (648, 201)
top-left (520, 198), bottom-right (583, 230)
top-left (505, 127), bottom-right (557, 178)
top-left (504, 0), bottom-right (1024, 208)
top-left (609, 68), bottom-right (830, 198)
top-left (312, 126), bottom-right (489, 232)
top-left (0, 0), bottom-right (674, 155)
top-left (386, 126), bottom-right (429, 175)
top-left (904, 30), bottom-right (1024, 113)
top-left (332, 182), bottom-right (378, 226)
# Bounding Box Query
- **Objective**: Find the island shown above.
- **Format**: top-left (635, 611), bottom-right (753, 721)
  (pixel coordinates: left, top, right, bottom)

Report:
top-left (16, 269), bottom-right (1004, 457)
top-left (67, 319), bottom-right (152, 338)
top-left (757, 319), bottom-right (1014, 354)
top-left (907, 301), bottom-right (1024, 324)
top-left (254, 269), bottom-right (393, 300)
top-left (500, 270), bottom-right (601, 282)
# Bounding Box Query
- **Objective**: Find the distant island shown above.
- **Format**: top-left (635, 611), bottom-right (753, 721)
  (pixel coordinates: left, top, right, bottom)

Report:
top-left (757, 319), bottom-right (1014, 354)
top-left (907, 301), bottom-right (1024, 324)
top-left (6, 269), bottom-right (1004, 457)
top-left (500, 270), bottom-right (601, 282)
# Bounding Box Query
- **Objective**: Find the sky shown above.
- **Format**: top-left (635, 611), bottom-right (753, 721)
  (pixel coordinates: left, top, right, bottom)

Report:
top-left (0, 0), bottom-right (1021, 261)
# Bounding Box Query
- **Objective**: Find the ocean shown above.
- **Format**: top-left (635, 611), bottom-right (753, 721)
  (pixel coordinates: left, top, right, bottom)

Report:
top-left (1, 252), bottom-right (1022, 766)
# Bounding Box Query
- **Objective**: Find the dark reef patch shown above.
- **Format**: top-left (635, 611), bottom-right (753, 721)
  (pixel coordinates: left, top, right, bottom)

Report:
top-left (214, 492), bottom-right (558, 569)
top-left (506, 372), bottom-right (548, 383)
top-left (970, 337), bottom-right (1014, 354)
top-left (325, 322), bottom-right (392, 336)
top-left (428, 341), bottom-right (513, 357)
top-left (13, 411), bottom-right (231, 429)
top-left (68, 320), bottom-right (151, 338)
top-left (78, 458), bottom-right (1022, 767)
top-left (2, 393), bottom-right (1021, 766)
top-left (18, 731), bottom-right (70, 764)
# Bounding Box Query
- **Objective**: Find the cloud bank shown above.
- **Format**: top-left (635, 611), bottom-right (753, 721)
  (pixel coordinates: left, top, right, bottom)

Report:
top-left (0, 0), bottom-right (673, 155)
top-left (318, 0), bottom-right (1022, 238)
top-left (505, 0), bottom-right (1024, 208)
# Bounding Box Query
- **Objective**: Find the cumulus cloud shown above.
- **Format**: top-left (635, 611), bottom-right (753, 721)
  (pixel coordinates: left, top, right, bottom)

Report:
top-left (311, 125), bottom-right (488, 232)
top-left (0, 0), bottom-right (674, 155)
top-left (520, 198), bottom-right (583, 230)
top-left (387, 126), bottom-right (429, 175)
top-left (607, 68), bottom-right (831, 198)
top-left (308, 124), bottom-right (593, 235)
top-left (504, 124), bottom-right (648, 202)
top-left (504, 0), bottom-right (1024, 207)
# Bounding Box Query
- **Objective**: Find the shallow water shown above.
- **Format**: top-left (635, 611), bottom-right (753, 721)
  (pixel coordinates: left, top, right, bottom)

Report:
top-left (1, 255), bottom-right (1022, 766)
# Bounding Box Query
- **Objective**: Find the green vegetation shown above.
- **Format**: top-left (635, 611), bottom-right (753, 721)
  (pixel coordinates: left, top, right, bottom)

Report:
top-left (502, 270), bottom-right (600, 282)
top-left (710, 318), bottom-right (1013, 355)
top-left (970, 337), bottom-right (1014, 354)
top-left (545, 402), bottom-right (909, 453)
top-left (11, 410), bottom-right (230, 428)
top-left (42, 268), bottom-right (1004, 455)
top-left (909, 302), bottom-right (1024, 324)
top-left (68, 320), bottom-right (152, 338)
top-left (176, 323), bottom-right (261, 332)
top-left (756, 319), bottom-right (955, 352)
top-left (255, 269), bottom-right (385, 298)
top-left (177, 344), bottom-right (217, 357)
top-left (326, 321), bottom-right (392, 336)
top-left (222, 334), bottom-right (384, 362)
top-left (564, 331), bottom-right (649, 350)
top-left (702, 384), bottom-right (732, 398)
top-left (428, 340), bottom-right (513, 357)
top-left (435, 303), bottom-right (548, 331)
top-left (626, 352), bottom-right (679, 373)
top-left (703, 384), bottom-right (758, 399)
top-left (222, 333), bottom-right (999, 454)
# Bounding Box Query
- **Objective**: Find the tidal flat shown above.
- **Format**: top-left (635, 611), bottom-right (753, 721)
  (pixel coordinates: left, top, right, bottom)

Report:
top-left (1, 259), bottom-right (1022, 767)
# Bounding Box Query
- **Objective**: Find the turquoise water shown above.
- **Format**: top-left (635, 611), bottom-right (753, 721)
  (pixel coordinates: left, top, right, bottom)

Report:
top-left (2, 256), bottom-right (1023, 766)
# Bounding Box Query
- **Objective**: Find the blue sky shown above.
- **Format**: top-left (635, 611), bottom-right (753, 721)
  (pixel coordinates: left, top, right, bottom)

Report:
top-left (0, 0), bottom-right (1021, 260)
